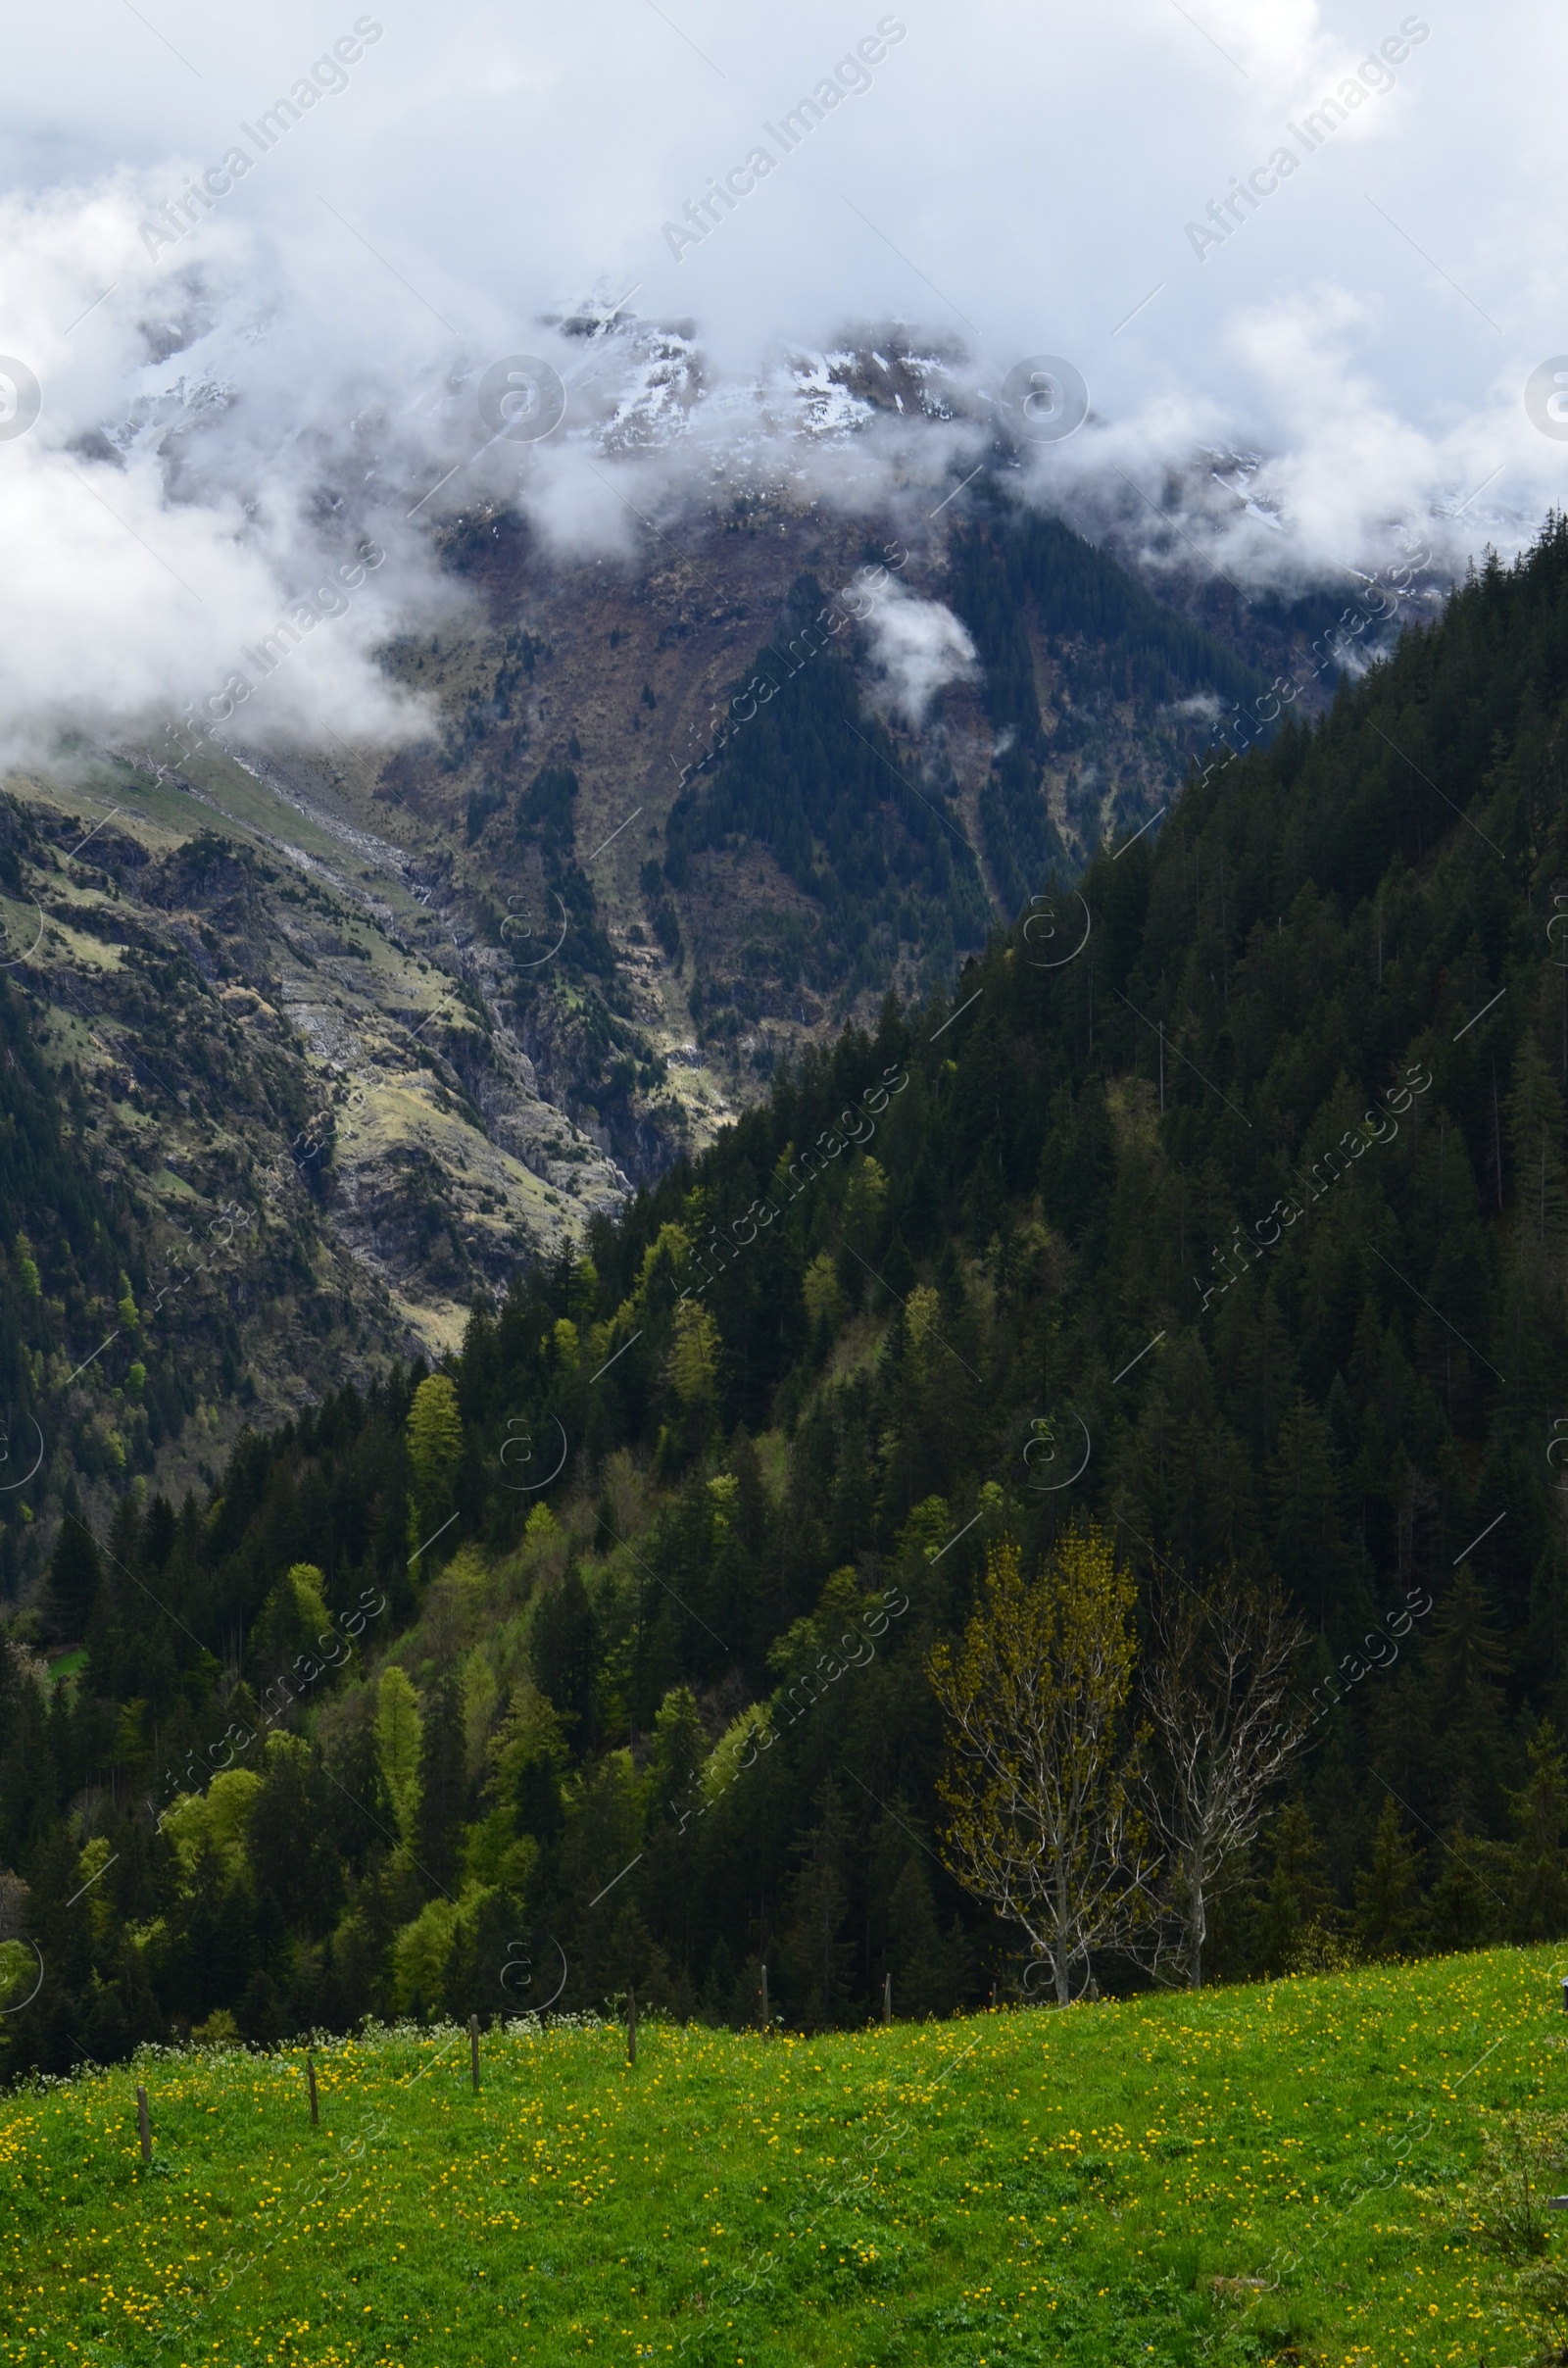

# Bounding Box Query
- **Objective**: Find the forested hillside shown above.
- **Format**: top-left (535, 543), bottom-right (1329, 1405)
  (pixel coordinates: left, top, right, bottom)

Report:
top-left (5, 516), bottom-right (1568, 2076)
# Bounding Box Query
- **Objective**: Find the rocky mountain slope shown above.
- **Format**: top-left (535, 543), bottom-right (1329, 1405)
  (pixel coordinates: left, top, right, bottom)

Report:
top-left (0, 339), bottom-right (1387, 1543)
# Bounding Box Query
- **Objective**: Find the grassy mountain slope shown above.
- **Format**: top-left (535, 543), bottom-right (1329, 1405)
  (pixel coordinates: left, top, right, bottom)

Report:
top-left (3, 1945), bottom-right (1560, 2366)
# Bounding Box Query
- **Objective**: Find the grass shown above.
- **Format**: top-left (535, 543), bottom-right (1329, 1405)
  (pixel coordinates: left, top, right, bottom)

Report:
top-left (6, 1945), bottom-right (1568, 2367)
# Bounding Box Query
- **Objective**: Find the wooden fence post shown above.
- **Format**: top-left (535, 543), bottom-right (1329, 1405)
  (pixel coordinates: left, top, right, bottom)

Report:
top-left (883, 1971), bottom-right (892, 2024)
top-left (759, 1961), bottom-right (769, 2032)
top-left (307, 2051), bottom-right (319, 2127)
top-left (469, 2014), bottom-right (480, 2094)
top-left (627, 1985), bottom-right (637, 2066)
top-left (136, 2085), bottom-right (151, 2164)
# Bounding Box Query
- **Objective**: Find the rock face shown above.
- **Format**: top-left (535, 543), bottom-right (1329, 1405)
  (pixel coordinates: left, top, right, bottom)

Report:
top-left (0, 362), bottom-right (1318, 1427)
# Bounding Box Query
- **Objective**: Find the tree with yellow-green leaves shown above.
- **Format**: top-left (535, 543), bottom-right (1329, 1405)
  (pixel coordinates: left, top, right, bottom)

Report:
top-left (406, 1373), bottom-right (463, 1553)
top-left (251, 1561), bottom-right (330, 1679)
top-left (375, 1664), bottom-right (423, 1850)
top-left (929, 1526), bottom-right (1156, 2005)
top-left (802, 1252), bottom-right (841, 1333)
top-left (666, 1301), bottom-right (719, 1406)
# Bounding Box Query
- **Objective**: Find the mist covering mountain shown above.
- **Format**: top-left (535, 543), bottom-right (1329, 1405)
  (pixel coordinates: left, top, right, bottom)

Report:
top-left (0, 391), bottom-right (1323, 1511)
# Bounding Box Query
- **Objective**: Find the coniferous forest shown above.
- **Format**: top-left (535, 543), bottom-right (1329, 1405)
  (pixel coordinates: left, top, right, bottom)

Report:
top-left (7, 516), bottom-right (1568, 2078)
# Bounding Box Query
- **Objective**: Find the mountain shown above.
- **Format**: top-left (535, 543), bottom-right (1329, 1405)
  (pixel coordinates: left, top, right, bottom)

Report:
top-left (4, 511), bottom-right (1568, 2073)
top-left (0, 430), bottom-right (1275, 1559)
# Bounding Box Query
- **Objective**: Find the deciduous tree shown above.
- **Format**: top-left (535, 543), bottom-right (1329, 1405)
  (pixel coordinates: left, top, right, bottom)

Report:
top-left (375, 1665), bottom-right (423, 1850)
top-left (929, 1527), bottom-right (1153, 2005)
top-left (1142, 1568), bottom-right (1308, 1989)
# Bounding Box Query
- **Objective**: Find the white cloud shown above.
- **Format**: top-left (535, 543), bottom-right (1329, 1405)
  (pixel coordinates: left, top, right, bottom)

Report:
top-left (859, 579), bottom-right (976, 723)
top-left (0, 0), bottom-right (1562, 759)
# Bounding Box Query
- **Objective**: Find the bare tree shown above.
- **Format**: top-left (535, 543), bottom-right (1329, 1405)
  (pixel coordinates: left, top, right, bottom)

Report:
top-left (1142, 1570), bottom-right (1309, 1989)
top-left (929, 1526), bottom-right (1158, 2005)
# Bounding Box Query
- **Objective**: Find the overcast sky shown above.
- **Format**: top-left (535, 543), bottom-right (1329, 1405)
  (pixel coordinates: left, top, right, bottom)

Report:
top-left (1, 0), bottom-right (1563, 757)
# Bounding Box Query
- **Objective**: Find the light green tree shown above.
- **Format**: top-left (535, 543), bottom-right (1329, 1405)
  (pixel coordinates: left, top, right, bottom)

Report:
top-left (667, 1301), bottom-right (719, 1407)
top-left (252, 1563), bottom-right (331, 1674)
top-left (803, 1252), bottom-right (842, 1331)
top-left (407, 1375), bottom-right (464, 1504)
top-left (843, 1154), bottom-right (888, 1258)
top-left (407, 1374), bottom-right (464, 1555)
top-left (390, 1885), bottom-right (499, 2014)
top-left (930, 1528), bottom-right (1156, 2004)
top-left (391, 1896), bottom-right (460, 2012)
top-left (162, 1769), bottom-right (263, 1880)
top-left (376, 1665), bottom-right (424, 1848)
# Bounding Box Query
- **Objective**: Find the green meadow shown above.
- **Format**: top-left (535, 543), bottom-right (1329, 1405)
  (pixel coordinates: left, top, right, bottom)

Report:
top-left (7, 1946), bottom-right (1568, 2368)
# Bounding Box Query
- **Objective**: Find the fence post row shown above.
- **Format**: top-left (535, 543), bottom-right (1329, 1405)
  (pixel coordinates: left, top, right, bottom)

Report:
top-left (136, 2084), bottom-right (151, 2164)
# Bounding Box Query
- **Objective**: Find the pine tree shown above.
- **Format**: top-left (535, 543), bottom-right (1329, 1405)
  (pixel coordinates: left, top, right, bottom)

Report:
top-left (1257, 1800), bottom-right (1338, 1974)
top-left (1505, 1720), bottom-right (1568, 1943)
top-left (1353, 1797), bottom-right (1427, 1959)
top-left (248, 1736), bottom-right (343, 1942)
top-left (1425, 1564), bottom-right (1510, 1832)
top-left (46, 1518), bottom-right (100, 1643)
top-left (531, 1570), bottom-right (599, 1748)
top-left (1429, 1830), bottom-right (1505, 1953)
top-left (780, 1781), bottom-right (856, 2029)
top-left (646, 1685), bottom-right (706, 1826)
top-left (251, 1564), bottom-right (329, 1681)
top-left (415, 1676), bottom-right (467, 1899)
top-left (1505, 1031), bottom-right (1568, 1266)
top-left (884, 1857), bottom-right (953, 2018)
top-left (1268, 1397), bottom-right (1347, 1628)
top-left (666, 1302), bottom-right (720, 1448)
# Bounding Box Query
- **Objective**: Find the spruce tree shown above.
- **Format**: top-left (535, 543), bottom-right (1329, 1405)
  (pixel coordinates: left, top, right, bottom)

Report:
top-left (1429, 1831), bottom-right (1505, 1953)
top-left (780, 1781), bottom-right (856, 2029)
top-left (415, 1676), bottom-right (467, 1899)
top-left (1505, 1031), bottom-right (1568, 1266)
top-left (1353, 1797), bottom-right (1427, 1960)
top-left (1425, 1564), bottom-right (1509, 1832)
top-left (46, 1518), bottom-right (100, 1643)
top-left (1268, 1397), bottom-right (1347, 1629)
top-left (1505, 1720), bottom-right (1568, 1943)
top-left (1258, 1800), bottom-right (1338, 1974)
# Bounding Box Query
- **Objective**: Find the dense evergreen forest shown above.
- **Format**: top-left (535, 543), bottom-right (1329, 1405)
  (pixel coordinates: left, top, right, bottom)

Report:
top-left (663, 567), bottom-right (995, 1011)
top-left (6, 516), bottom-right (1568, 2076)
top-left (0, 805), bottom-right (349, 1612)
top-left (0, 821), bottom-right (229, 1604)
top-left (946, 506), bottom-right (1267, 908)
